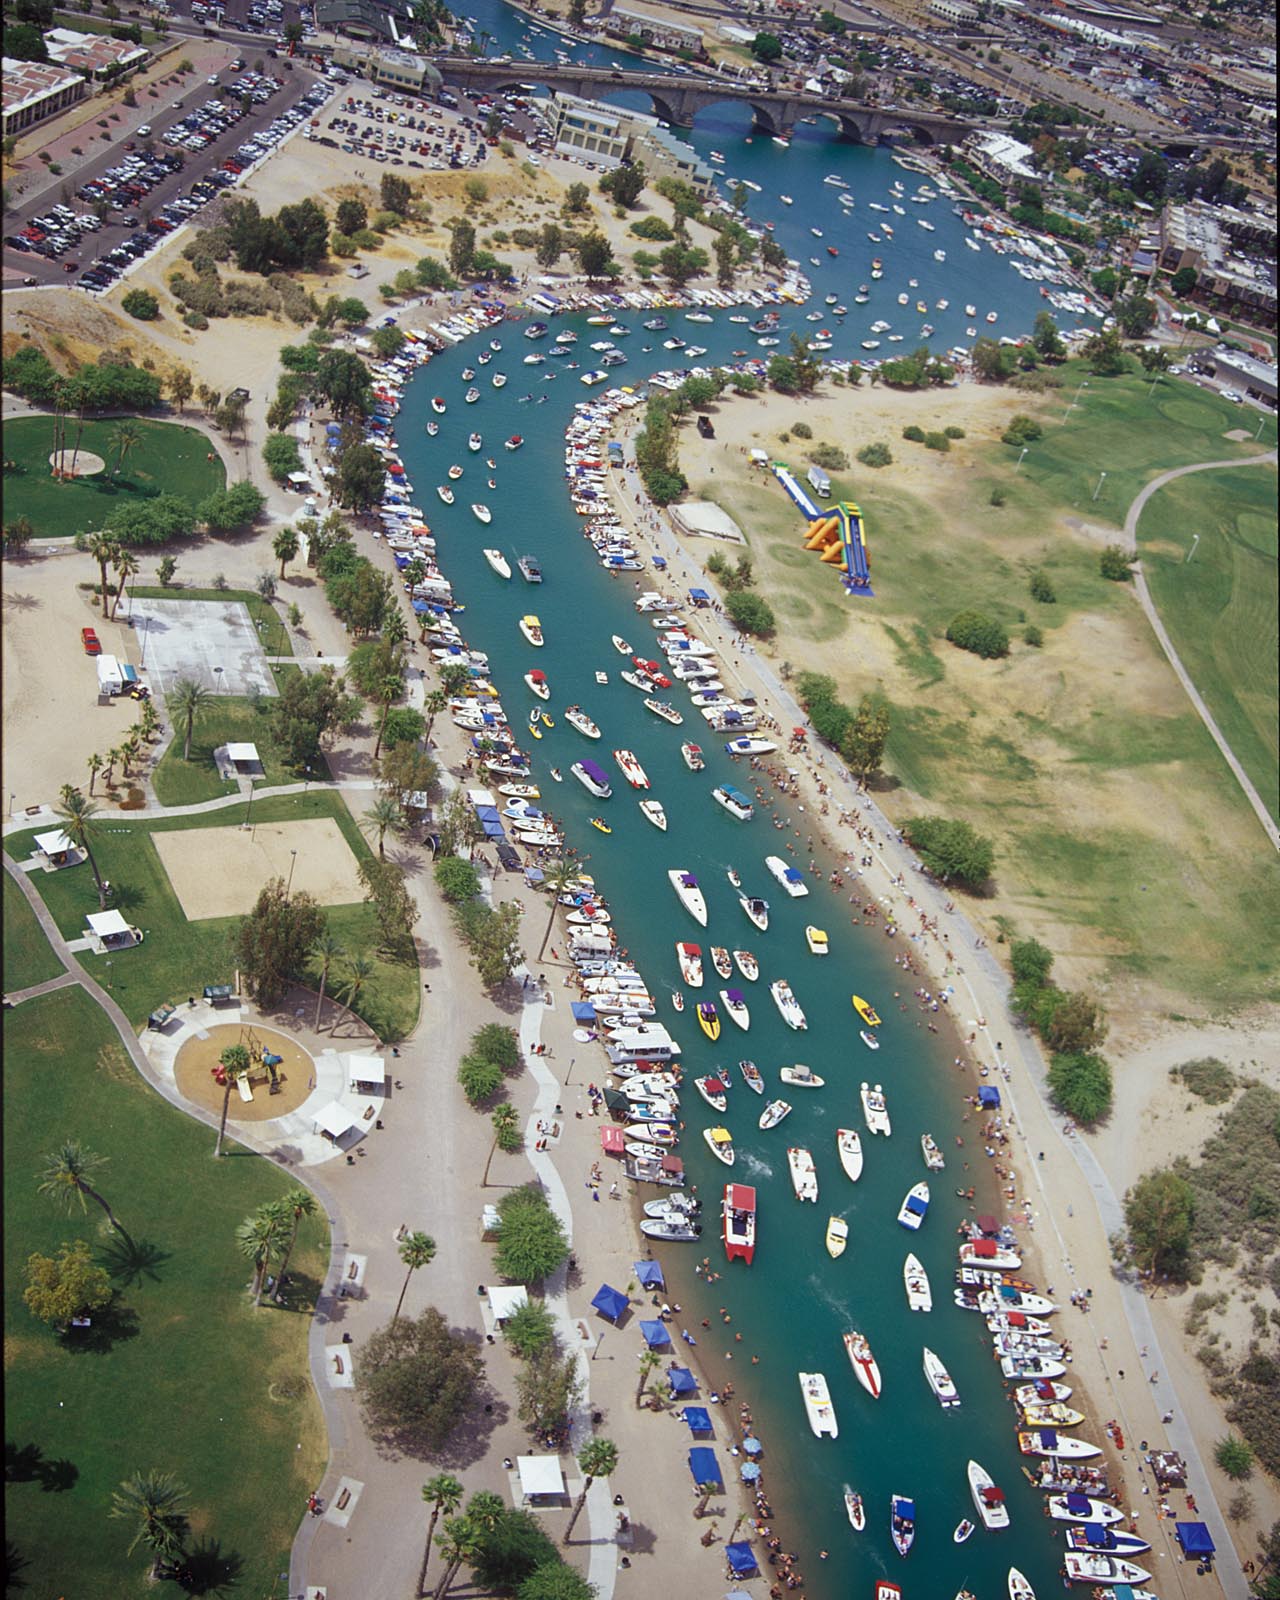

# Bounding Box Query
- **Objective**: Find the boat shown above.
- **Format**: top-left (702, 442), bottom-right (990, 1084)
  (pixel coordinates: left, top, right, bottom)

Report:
top-left (467, 432), bottom-right (482, 452)
top-left (680, 741), bottom-right (706, 771)
top-left (639, 799), bottom-right (667, 830)
top-left (861, 1082), bottom-right (891, 1136)
top-left (675, 942), bottom-right (703, 987)
top-left (766, 855), bottom-right (809, 897)
top-left (722, 1183), bottom-right (756, 1264)
top-left (590, 816), bottom-right (611, 834)
top-left (461, 367), bottom-right (475, 381)
top-left (695, 1074), bottom-right (729, 1112)
top-left (1008, 1571), bottom-right (1036, 1600)
top-left (804, 926), bottom-right (829, 956)
top-left (571, 760), bottom-right (612, 799)
top-left (825, 1216), bottom-right (848, 1258)
top-left (844, 1487), bottom-right (865, 1531)
top-left (844, 1331), bottom-right (881, 1398)
top-left (639, 1211), bottom-right (701, 1241)
top-left (724, 737), bottom-right (777, 756)
top-left (733, 949), bottom-right (759, 982)
top-left (431, 396), bottom-right (446, 414)
top-left (1062, 1554), bottom-right (1151, 1587)
top-left (505, 436), bottom-right (524, 451)
top-left (852, 995), bottom-right (881, 1027)
top-left (643, 1192), bottom-right (698, 1220)
top-left (523, 322), bottom-right (548, 339)
top-left (780, 1064), bottom-right (823, 1090)
top-left (960, 1241), bottom-right (1021, 1270)
top-left (771, 981), bottom-right (808, 1031)
top-left (1019, 1431), bottom-right (1101, 1460)
top-left (923, 1346), bottom-right (959, 1407)
top-left (969, 1460), bottom-right (1010, 1530)
top-left (426, 421), bottom-right (439, 436)
top-left (1000, 1354), bottom-right (1067, 1381)
top-left (837, 1128), bottom-right (864, 1182)
top-left (483, 548), bottom-right (511, 579)
top-left (448, 464), bottom-right (464, 480)
top-left (671, 992), bottom-right (684, 1014)
top-left (740, 1060), bottom-right (764, 1094)
top-left (519, 615), bottom-right (544, 647)
top-left (989, 1312), bottom-right (1054, 1338)
top-left (517, 554), bottom-right (542, 582)
top-left (720, 988), bottom-right (750, 1031)
top-left (524, 670), bottom-right (550, 700)
top-left (788, 1147), bottom-right (818, 1202)
top-left (739, 895), bottom-right (769, 932)
top-left (703, 1126), bottom-right (735, 1166)
top-left (565, 707), bottom-right (601, 739)
top-left (710, 947), bottom-right (732, 981)
top-left (471, 503), bottom-right (491, 524)
top-left (1022, 1403), bottom-right (1085, 1428)
top-left (712, 783), bottom-right (754, 821)
top-left (897, 1182), bottom-right (930, 1231)
top-left (595, 671), bottom-right (608, 685)
top-left (890, 1495), bottom-right (915, 1557)
top-left (614, 749), bottom-right (649, 790)
top-left (498, 783), bottom-right (540, 800)
top-left (798, 1371), bottom-right (837, 1437)
top-left (860, 1030), bottom-right (880, 1051)
top-left (921, 1134), bottom-right (945, 1171)
top-left (1014, 1381), bottom-right (1074, 1409)
top-left (611, 634), bottom-right (633, 655)
top-left (903, 1254), bottom-right (932, 1311)
top-left (436, 485), bottom-right (455, 505)
top-left (668, 869), bottom-right (708, 927)
top-left (759, 1098), bottom-right (792, 1130)
top-left (644, 698), bottom-right (683, 726)
top-left (696, 1001), bottom-right (720, 1042)
top-left (1047, 1495), bottom-right (1123, 1526)
top-left (876, 1586), bottom-right (901, 1600)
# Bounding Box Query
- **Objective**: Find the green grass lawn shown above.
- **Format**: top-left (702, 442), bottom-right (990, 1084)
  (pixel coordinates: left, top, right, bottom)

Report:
top-left (2, 417), bottom-right (225, 541)
top-left (3, 871), bottom-right (66, 992)
top-left (3, 986), bottom-right (328, 1600)
top-left (153, 697), bottom-right (310, 807)
top-left (3, 792), bottom-right (421, 1041)
top-left (1136, 463), bottom-right (1279, 822)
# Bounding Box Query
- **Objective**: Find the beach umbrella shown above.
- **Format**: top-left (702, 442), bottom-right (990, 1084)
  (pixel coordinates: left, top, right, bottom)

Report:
top-left (634, 1260), bottom-right (664, 1289)
top-left (591, 1284), bottom-right (628, 1323)
top-left (739, 1462), bottom-right (762, 1482)
top-left (742, 1436), bottom-right (762, 1456)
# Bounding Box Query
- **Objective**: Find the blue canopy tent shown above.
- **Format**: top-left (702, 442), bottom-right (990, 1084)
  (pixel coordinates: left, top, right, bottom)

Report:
top-left (724, 1542), bottom-right (758, 1577)
top-left (978, 1086), bottom-right (1002, 1108)
top-left (591, 1284), bottom-right (628, 1323)
top-left (634, 1260), bottom-right (665, 1289)
top-left (668, 1366), bottom-right (697, 1397)
top-left (1175, 1523), bottom-right (1215, 1558)
top-left (682, 1406), bottom-right (713, 1435)
top-left (689, 587), bottom-right (712, 606)
top-left (639, 1319), bottom-right (671, 1348)
top-left (571, 1001), bottom-right (598, 1023)
top-left (474, 807), bottom-right (506, 841)
top-left (688, 1448), bottom-right (723, 1490)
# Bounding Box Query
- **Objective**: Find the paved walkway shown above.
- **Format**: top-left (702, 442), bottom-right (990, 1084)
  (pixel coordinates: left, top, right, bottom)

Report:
top-left (1122, 451), bottom-right (1279, 849)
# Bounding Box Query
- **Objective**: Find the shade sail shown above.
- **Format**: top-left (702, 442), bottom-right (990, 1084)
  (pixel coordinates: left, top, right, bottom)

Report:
top-left (225, 742), bottom-right (260, 764)
top-left (516, 1456), bottom-right (564, 1497)
top-left (668, 1366), bottom-right (696, 1395)
top-left (313, 1102), bottom-right (361, 1142)
top-left (34, 829), bottom-right (74, 855)
top-left (591, 1284), bottom-right (628, 1322)
top-left (639, 1320), bottom-right (670, 1348)
top-left (682, 1406), bottom-right (712, 1434)
top-left (634, 1259), bottom-right (664, 1288)
top-left (725, 1542), bottom-right (758, 1576)
top-left (86, 910), bottom-right (130, 938)
top-left (1175, 1523), bottom-right (1214, 1557)
top-left (688, 1448), bottom-right (722, 1489)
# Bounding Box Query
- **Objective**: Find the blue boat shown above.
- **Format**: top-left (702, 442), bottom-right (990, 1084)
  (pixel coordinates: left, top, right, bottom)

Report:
top-left (712, 784), bottom-right (755, 821)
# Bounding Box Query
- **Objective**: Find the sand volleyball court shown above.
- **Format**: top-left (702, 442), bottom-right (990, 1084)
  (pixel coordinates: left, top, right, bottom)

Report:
top-left (152, 818), bottom-right (364, 919)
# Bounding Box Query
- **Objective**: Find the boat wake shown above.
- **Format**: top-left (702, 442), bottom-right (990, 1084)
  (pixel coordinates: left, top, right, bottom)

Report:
top-left (737, 1149), bottom-right (775, 1181)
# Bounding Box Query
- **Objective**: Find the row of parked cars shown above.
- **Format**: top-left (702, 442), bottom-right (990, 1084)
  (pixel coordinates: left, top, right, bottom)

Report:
top-left (161, 68), bottom-right (282, 154)
top-left (6, 201), bottom-right (106, 272)
top-left (324, 92), bottom-right (490, 171)
top-left (75, 79), bottom-right (332, 293)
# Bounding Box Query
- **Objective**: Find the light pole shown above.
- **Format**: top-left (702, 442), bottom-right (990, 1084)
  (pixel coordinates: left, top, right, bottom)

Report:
top-left (1092, 470), bottom-right (1107, 502)
top-left (243, 777), bottom-right (257, 829)
top-left (139, 614), bottom-right (150, 667)
top-left (1256, 413), bottom-right (1266, 440)
top-left (104, 959), bottom-right (113, 992)
top-left (1062, 379), bottom-right (1088, 423)
top-left (286, 849), bottom-right (297, 898)
top-left (1015, 446), bottom-right (1028, 472)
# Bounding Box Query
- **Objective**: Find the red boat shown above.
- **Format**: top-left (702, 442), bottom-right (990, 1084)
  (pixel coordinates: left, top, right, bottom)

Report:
top-left (827, 246), bottom-right (839, 257)
top-left (874, 1584), bottom-right (901, 1600)
top-left (722, 1183), bottom-right (757, 1265)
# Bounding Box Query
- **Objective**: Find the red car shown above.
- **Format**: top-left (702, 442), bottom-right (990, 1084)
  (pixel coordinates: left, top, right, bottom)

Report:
top-left (81, 627), bottom-right (102, 655)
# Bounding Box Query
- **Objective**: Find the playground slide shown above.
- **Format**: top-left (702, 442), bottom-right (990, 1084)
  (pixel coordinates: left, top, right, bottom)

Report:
top-left (775, 463), bottom-right (873, 596)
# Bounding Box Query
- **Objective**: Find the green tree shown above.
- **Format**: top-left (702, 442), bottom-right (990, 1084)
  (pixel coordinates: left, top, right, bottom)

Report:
top-left (335, 197), bottom-right (368, 237)
top-left (502, 1299), bottom-right (556, 1360)
top-left (515, 1347), bottom-right (583, 1439)
top-left (435, 855), bottom-right (482, 905)
top-left (109, 1470), bottom-right (190, 1577)
top-left (1047, 1050), bottom-right (1113, 1125)
top-left (216, 1043), bottom-right (253, 1158)
top-left (519, 1560), bottom-right (597, 1600)
top-left (334, 952), bottom-right (376, 1032)
top-left (1215, 1434), bottom-right (1254, 1481)
top-left (273, 665), bottom-right (361, 768)
top-left (724, 590), bottom-right (775, 638)
top-left (634, 1346), bottom-right (663, 1407)
top-left (418, 1473), bottom-right (465, 1595)
top-left (1031, 310), bottom-right (1065, 361)
top-left (232, 878), bottom-right (327, 1009)
top-left (599, 163), bottom-right (646, 209)
top-left (395, 1231), bottom-right (437, 1322)
top-left (494, 1185), bottom-right (570, 1283)
top-left (1169, 265), bottom-right (1198, 297)
top-left (263, 431), bottom-right (303, 485)
top-left (449, 218), bottom-right (477, 279)
top-left (361, 795), bottom-right (404, 861)
top-left (53, 788), bottom-right (108, 909)
top-left (23, 1238), bottom-right (113, 1328)
top-left (37, 1138), bottom-right (132, 1246)
top-left (563, 182), bottom-right (590, 214)
top-left (577, 231), bottom-right (615, 279)
top-left (483, 1102), bottom-right (521, 1183)
top-left (1124, 1168), bottom-right (1195, 1280)
top-left (1139, 345), bottom-right (1170, 375)
top-left (841, 694), bottom-right (891, 783)
top-left (1045, 990), bottom-right (1106, 1053)
top-left (273, 525), bottom-right (300, 577)
top-left (433, 1513), bottom-right (483, 1600)
top-left (1083, 326), bottom-right (1130, 376)
top-left (1010, 938), bottom-right (1054, 986)
top-left (168, 677), bottom-right (211, 762)
top-left (1100, 544), bottom-right (1133, 582)
top-left (86, 530), bottom-right (121, 617)
top-left (563, 1438), bottom-right (618, 1544)
top-left (381, 171), bottom-right (412, 216)
top-left (121, 288), bottom-right (160, 321)
top-left (310, 928), bottom-right (346, 1031)
top-left (334, 442), bottom-right (391, 513)
top-left (713, 230), bottom-right (737, 290)
top-left (903, 816), bottom-right (994, 887)
top-left (269, 1187), bottom-right (318, 1302)
top-left (751, 31), bottom-right (783, 61)
top-left (535, 223), bottom-right (563, 268)
top-left (1114, 294), bottom-right (1158, 338)
top-left (946, 610), bottom-right (1009, 659)
top-left (358, 1306), bottom-right (485, 1453)
top-left (235, 1198), bottom-right (289, 1302)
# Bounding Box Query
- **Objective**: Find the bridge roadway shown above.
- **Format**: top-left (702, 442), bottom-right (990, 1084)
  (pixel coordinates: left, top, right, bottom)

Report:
top-left (432, 56), bottom-right (974, 144)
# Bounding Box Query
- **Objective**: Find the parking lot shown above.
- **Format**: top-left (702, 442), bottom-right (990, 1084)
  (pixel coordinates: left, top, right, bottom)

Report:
top-left (312, 82), bottom-right (553, 175)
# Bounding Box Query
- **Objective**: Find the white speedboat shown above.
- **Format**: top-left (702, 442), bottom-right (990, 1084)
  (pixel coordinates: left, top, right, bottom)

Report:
top-left (759, 1097), bottom-right (792, 1130)
top-left (447, 464), bottom-right (463, 480)
top-left (571, 759), bottom-right (612, 799)
top-left (639, 799), bottom-right (667, 830)
top-left (639, 1211), bottom-right (701, 1242)
top-left (1008, 1570), bottom-right (1036, 1600)
top-left (1047, 1495), bottom-right (1123, 1526)
top-left (492, 372), bottom-right (507, 387)
top-left (843, 1331), bottom-right (881, 1398)
top-left (614, 749), bottom-right (649, 790)
top-left (712, 783), bottom-right (754, 821)
top-left (845, 1488), bottom-right (865, 1531)
top-left (680, 742), bottom-right (705, 770)
top-left (524, 670), bottom-right (550, 700)
top-left (923, 1346), bottom-right (960, 1407)
top-left (471, 503), bottom-right (492, 524)
top-left (1062, 1554), bottom-right (1151, 1587)
top-left (766, 854), bottom-right (809, 897)
top-left (739, 895), bottom-right (769, 932)
top-left (825, 1216), bottom-right (848, 1258)
top-left (837, 1128), bottom-right (864, 1182)
top-left (903, 1254), bottom-right (931, 1311)
top-left (710, 947), bottom-right (732, 981)
top-left (467, 432), bottom-right (482, 452)
top-left (611, 634), bottom-right (633, 655)
top-left (1001, 1354), bottom-right (1067, 1381)
top-left (644, 697), bottom-right (683, 726)
top-left (565, 707), bottom-right (601, 739)
top-left (725, 736), bottom-right (777, 756)
top-left (897, 1182), bottom-right (930, 1231)
top-left (733, 949), bottom-right (759, 982)
top-left (805, 926), bottom-right (829, 956)
top-left (1019, 1432), bottom-right (1101, 1460)
top-left (798, 1371), bottom-right (838, 1437)
top-left (694, 1074), bottom-right (730, 1112)
top-left (465, 386), bottom-right (481, 403)
top-left (675, 943), bottom-right (703, 987)
top-left (483, 548), bottom-right (510, 579)
top-left (720, 987), bottom-right (750, 1031)
top-left (780, 1063), bottom-right (823, 1089)
top-left (988, 1312), bottom-right (1054, 1338)
top-left (738, 1059), bottom-right (765, 1095)
top-left (969, 1460), bottom-right (1010, 1530)
top-left (959, 1241), bottom-right (1021, 1270)
top-left (787, 1146), bottom-right (818, 1202)
top-left (668, 869), bottom-right (708, 927)
top-left (703, 1125), bottom-right (735, 1166)
top-left (861, 1082), bottom-right (891, 1136)
top-left (921, 1134), bottom-right (945, 1171)
top-left (436, 485), bottom-right (455, 504)
top-left (1014, 1381), bottom-right (1074, 1408)
top-left (519, 615), bottom-right (544, 647)
top-left (771, 980), bottom-right (807, 1031)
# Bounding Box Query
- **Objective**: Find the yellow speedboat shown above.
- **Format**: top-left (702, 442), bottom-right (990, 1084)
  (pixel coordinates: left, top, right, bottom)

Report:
top-left (590, 816), bottom-right (611, 834)
top-left (852, 995), bottom-right (881, 1028)
top-left (806, 926), bottom-right (829, 956)
top-left (697, 1001), bottom-right (721, 1042)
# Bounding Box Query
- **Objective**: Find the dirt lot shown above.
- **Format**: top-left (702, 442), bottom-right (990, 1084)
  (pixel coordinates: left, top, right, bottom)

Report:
top-left (151, 816), bottom-right (364, 919)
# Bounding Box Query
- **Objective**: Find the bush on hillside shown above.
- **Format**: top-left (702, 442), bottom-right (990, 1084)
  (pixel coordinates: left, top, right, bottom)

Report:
top-left (946, 611), bottom-right (1009, 659)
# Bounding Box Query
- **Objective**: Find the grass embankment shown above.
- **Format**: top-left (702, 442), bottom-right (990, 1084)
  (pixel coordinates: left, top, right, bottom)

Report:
top-left (3, 986), bottom-right (328, 1600)
top-left (3, 793), bottom-right (420, 1040)
top-left (3, 870), bottom-right (65, 991)
top-left (688, 368), bottom-right (1280, 1010)
top-left (1136, 465), bottom-right (1279, 823)
top-left (2, 417), bottom-right (225, 541)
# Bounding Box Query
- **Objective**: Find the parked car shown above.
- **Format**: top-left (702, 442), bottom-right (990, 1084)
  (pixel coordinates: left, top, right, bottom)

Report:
top-left (81, 627), bottom-right (102, 655)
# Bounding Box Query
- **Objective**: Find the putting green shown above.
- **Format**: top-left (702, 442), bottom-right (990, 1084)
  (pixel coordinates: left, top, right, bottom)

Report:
top-left (1157, 396), bottom-right (1229, 431)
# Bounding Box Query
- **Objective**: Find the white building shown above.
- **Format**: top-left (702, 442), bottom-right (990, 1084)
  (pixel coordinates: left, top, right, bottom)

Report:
top-left (547, 92), bottom-right (714, 195)
top-left (928, 0), bottom-right (980, 22)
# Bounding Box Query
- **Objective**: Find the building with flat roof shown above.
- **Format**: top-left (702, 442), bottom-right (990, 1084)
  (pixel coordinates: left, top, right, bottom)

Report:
top-left (929, 0), bottom-right (980, 21)
top-left (1160, 200), bottom-right (1277, 328)
top-left (547, 91), bottom-right (713, 195)
top-left (316, 0), bottom-right (411, 44)
top-left (967, 131), bottom-right (1038, 182)
top-left (1, 55), bottom-right (87, 137)
top-left (44, 27), bottom-right (149, 79)
top-left (331, 42), bottom-right (442, 93)
top-left (605, 5), bottom-right (703, 54)
top-left (1209, 347), bottom-right (1276, 405)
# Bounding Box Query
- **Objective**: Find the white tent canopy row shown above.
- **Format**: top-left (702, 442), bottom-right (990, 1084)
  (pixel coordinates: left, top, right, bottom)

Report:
top-left (85, 910), bottom-right (140, 945)
top-left (225, 742), bottom-right (261, 767)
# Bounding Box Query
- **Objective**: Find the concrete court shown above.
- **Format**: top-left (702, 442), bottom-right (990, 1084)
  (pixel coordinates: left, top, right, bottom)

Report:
top-left (129, 598), bottom-right (278, 697)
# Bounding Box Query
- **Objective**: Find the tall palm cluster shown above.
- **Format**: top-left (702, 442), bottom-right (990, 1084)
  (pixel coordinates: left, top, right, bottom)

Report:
top-left (234, 1187), bottom-right (319, 1307)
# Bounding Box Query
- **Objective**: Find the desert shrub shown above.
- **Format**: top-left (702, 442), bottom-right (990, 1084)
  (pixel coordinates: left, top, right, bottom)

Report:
top-left (1024, 624), bottom-right (1043, 647)
top-left (808, 442), bottom-right (848, 471)
top-left (1002, 413), bottom-right (1044, 446)
top-left (1171, 1058), bottom-right (1235, 1104)
top-left (1100, 544), bottom-right (1133, 581)
top-left (989, 487), bottom-right (1007, 506)
top-left (122, 288), bottom-right (159, 320)
top-left (1029, 570), bottom-right (1056, 604)
top-left (924, 431), bottom-right (951, 452)
top-left (944, 425), bottom-right (966, 439)
top-left (946, 611), bottom-right (1009, 659)
top-left (857, 442), bottom-right (892, 468)
top-left (183, 311), bottom-right (209, 331)
top-left (902, 423), bottom-right (926, 443)
top-left (791, 421), bottom-right (813, 439)
top-left (1047, 1051), bottom-right (1113, 1125)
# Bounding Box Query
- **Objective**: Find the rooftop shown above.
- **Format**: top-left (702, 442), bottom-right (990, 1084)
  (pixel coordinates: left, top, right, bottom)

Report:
top-left (1, 54), bottom-right (84, 115)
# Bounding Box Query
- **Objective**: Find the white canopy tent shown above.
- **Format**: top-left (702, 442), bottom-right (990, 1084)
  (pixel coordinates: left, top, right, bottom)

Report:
top-left (346, 1055), bottom-right (388, 1094)
top-left (85, 910), bottom-right (140, 947)
top-left (516, 1456), bottom-right (565, 1500)
top-left (225, 742), bottom-right (262, 769)
top-left (34, 829), bottom-right (76, 859)
top-left (313, 1102), bottom-right (364, 1146)
top-left (487, 1285), bottom-right (529, 1324)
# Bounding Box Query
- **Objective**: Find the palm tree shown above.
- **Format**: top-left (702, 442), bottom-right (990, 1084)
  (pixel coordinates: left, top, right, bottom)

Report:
top-left (68, 399), bottom-right (87, 479)
top-left (310, 929), bottom-right (346, 1031)
top-left (693, 1479), bottom-right (719, 1519)
top-left (422, 687), bottom-right (447, 745)
top-left (86, 752), bottom-right (102, 795)
top-left (54, 788), bottom-right (107, 909)
top-left (110, 420), bottom-right (142, 478)
top-left (432, 1514), bottom-right (482, 1600)
top-left (104, 747), bottom-right (123, 789)
top-left (482, 1103), bottom-right (519, 1188)
top-left (86, 531), bottom-right (120, 617)
top-left (37, 1139), bottom-right (133, 1247)
top-left (235, 1200), bottom-right (289, 1304)
top-left (214, 1043), bottom-right (252, 1158)
top-left (111, 550), bottom-right (141, 620)
top-left (635, 1348), bottom-right (663, 1408)
top-left (360, 796), bottom-right (403, 860)
top-left (169, 677), bottom-right (211, 761)
top-left (273, 525), bottom-right (299, 578)
top-left (563, 1438), bottom-right (619, 1544)
top-left (393, 1231), bottom-right (436, 1322)
top-left (270, 1187), bottom-right (318, 1302)
top-left (417, 1473), bottom-right (464, 1596)
top-left (372, 672), bottom-right (404, 760)
top-left (334, 953), bottom-right (375, 1033)
top-left (538, 851), bottom-right (583, 961)
top-left (110, 1470), bottom-right (190, 1578)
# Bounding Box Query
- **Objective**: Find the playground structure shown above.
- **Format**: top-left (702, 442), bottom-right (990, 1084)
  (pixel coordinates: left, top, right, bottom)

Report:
top-left (211, 1024), bottom-right (285, 1097)
top-left (772, 463), bottom-right (873, 595)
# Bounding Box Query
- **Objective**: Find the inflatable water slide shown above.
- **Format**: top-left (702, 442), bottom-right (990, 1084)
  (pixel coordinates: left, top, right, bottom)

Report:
top-left (772, 464), bottom-right (873, 595)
